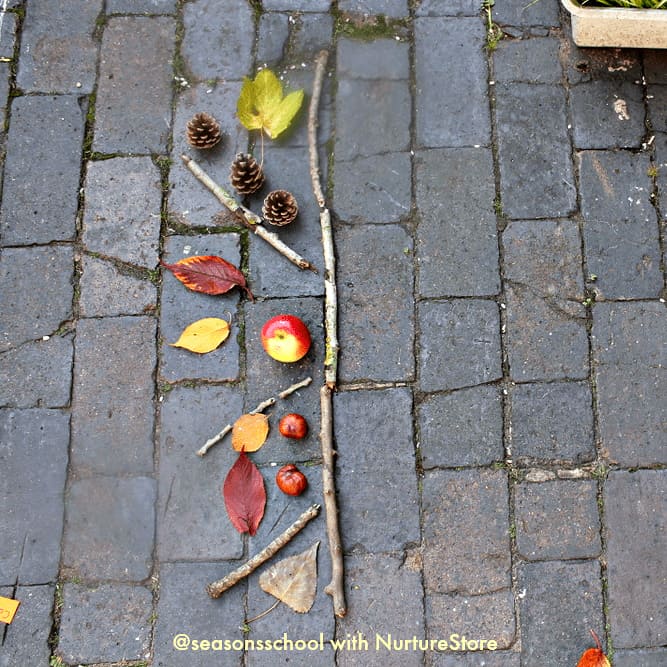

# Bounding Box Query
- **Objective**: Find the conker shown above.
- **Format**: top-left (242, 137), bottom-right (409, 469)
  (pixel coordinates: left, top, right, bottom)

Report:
top-left (279, 413), bottom-right (308, 440)
top-left (276, 464), bottom-right (308, 496)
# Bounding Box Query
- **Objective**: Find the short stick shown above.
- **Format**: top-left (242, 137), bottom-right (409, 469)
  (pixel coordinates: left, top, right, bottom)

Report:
top-left (196, 377), bottom-right (313, 456)
top-left (181, 155), bottom-right (318, 273)
top-left (207, 504), bottom-right (320, 598)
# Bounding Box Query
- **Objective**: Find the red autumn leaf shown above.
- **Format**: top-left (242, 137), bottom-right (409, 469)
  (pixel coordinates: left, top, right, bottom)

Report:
top-left (161, 255), bottom-right (253, 300)
top-left (223, 450), bottom-right (266, 536)
top-left (577, 630), bottom-right (611, 667)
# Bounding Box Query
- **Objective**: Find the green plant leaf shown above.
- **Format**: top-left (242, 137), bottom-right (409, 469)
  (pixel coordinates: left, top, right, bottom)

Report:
top-left (236, 69), bottom-right (304, 139)
top-left (265, 89), bottom-right (305, 139)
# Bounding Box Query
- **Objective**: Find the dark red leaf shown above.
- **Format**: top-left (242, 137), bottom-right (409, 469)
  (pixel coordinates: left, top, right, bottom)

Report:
top-left (161, 255), bottom-right (253, 300)
top-left (223, 451), bottom-right (266, 536)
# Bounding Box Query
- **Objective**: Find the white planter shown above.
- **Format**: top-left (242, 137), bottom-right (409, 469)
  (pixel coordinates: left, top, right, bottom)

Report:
top-left (562, 0), bottom-right (667, 48)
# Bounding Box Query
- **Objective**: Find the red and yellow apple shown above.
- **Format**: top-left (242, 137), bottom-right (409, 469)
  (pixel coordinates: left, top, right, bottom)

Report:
top-left (260, 314), bottom-right (311, 363)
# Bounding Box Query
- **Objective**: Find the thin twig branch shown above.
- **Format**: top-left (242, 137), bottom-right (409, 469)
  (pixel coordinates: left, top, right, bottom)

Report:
top-left (181, 155), bottom-right (318, 273)
top-left (308, 50), bottom-right (339, 389)
top-left (207, 504), bottom-right (320, 598)
top-left (319, 385), bottom-right (346, 617)
top-left (309, 49), bottom-right (347, 618)
top-left (196, 377), bottom-right (313, 456)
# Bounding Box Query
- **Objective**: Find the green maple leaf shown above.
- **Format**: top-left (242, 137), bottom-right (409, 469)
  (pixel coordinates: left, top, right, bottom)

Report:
top-left (237, 69), bottom-right (304, 139)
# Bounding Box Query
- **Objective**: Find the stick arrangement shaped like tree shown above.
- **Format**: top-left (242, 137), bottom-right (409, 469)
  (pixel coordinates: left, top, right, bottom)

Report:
top-left (176, 52), bottom-right (345, 618)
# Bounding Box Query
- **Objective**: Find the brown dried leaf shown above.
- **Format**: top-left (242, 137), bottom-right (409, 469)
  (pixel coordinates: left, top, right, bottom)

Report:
top-left (231, 413), bottom-right (270, 452)
top-left (259, 542), bottom-right (319, 613)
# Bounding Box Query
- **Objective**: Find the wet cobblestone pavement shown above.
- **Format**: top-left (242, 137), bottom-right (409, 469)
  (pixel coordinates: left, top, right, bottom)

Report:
top-left (0, 1), bottom-right (665, 665)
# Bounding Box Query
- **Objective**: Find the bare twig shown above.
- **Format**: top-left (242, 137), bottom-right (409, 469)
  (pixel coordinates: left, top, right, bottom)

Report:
top-left (196, 376), bottom-right (313, 456)
top-left (319, 384), bottom-right (346, 617)
top-left (181, 155), bottom-right (318, 273)
top-left (207, 504), bottom-right (320, 598)
top-left (308, 51), bottom-right (339, 389)
top-left (309, 50), bottom-right (346, 618)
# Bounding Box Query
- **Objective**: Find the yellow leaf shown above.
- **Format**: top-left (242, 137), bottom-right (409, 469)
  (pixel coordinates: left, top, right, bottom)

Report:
top-left (231, 413), bottom-right (270, 452)
top-left (169, 317), bottom-right (230, 354)
top-left (264, 89), bottom-right (305, 139)
top-left (236, 69), bottom-right (304, 138)
top-left (237, 77), bottom-right (263, 131)
top-left (253, 69), bottom-right (283, 116)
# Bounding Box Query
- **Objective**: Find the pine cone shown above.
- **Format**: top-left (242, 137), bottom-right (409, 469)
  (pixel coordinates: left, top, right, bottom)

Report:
top-left (262, 190), bottom-right (298, 226)
top-left (186, 112), bottom-right (222, 149)
top-left (230, 153), bottom-right (265, 195)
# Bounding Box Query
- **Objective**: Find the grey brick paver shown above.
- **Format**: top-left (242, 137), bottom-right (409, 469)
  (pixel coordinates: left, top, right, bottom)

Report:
top-left (93, 16), bottom-right (175, 154)
top-left (431, 652), bottom-right (520, 666)
top-left (334, 151), bottom-right (412, 223)
top-left (570, 80), bottom-right (645, 149)
top-left (0, 336), bottom-right (73, 408)
top-left (613, 648), bottom-right (667, 666)
top-left (337, 37), bottom-right (410, 80)
top-left (339, 554), bottom-right (424, 667)
top-left (416, 148), bottom-right (499, 297)
top-left (518, 560), bottom-right (605, 665)
top-left (418, 299), bottom-right (502, 392)
top-left (579, 151), bottom-right (662, 299)
top-left (593, 302), bottom-right (667, 466)
top-left (0, 245), bottom-right (74, 351)
top-left (493, 37), bottom-right (562, 84)
top-left (415, 17), bottom-right (490, 148)
top-left (510, 381), bottom-right (595, 463)
top-left (495, 83), bottom-right (576, 219)
top-left (605, 470), bottom-right (667, 649)
top-left (502, 219), bottom-right (584, 299)
top-left (17, 0), bottom-right (102, 93)
top-left (0, 409), bottom-right (69, 586)
top-left (63, 476), bottom-right (156, 581)
top-left (71, 316), bottom-right (156, 475)
top-left (337, 224), bottom-right (414, 382)
top-left (107, 0), bottom-right (177, 13)
top-left (418, 386), bottom-right (504, 468)
top-left (515, 480), bottom-right (601, 560)
top-left (425, 590), bottom-right (516, 651)
top-left (0, 584), bottom-right (54, 667)
top-left (160, 234), bottom-right (241, 383)
top-left (153, 562), bottom-right (245, 667)
top-left (0, 96), bottom-right (85, 245)
top-left (336, 79), bottom-right (410, 160)
top-left (334, 388), bottom-right (420, 552)
top-left (415, 0), bottom-right (481, 16)
top-left (79, 255), bottom-right (157, 317)
top-left (181, 0), bottom-right (253, 82)
top-left (422, 469), bottom-right (510, 596)
top-left (82, 157), bottom-right (162, 267)
top-left (338, 0), bottom-right (408, 16)
top-left (505, 284), bottom-right (589, 382)
top-left (158, 385), bottom-right (244, 561)
top-left (57, 583), bottom-right (152, 664)
top-left (0, 12), bottom-right (16, 59)
top-left (493, 0), bottom-right (560, 27)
